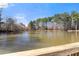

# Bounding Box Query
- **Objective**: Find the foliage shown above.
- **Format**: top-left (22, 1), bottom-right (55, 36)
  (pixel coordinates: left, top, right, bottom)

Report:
top-left (28, 11), bottom-right (79, 31)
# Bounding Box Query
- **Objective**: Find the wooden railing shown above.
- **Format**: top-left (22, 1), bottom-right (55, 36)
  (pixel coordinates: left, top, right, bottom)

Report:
top-left (1, 42), bottom-right (79, 56)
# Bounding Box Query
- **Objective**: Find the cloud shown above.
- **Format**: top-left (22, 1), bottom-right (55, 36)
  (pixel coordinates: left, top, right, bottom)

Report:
top-left (15, 16), bottom-right (25, 20)
top-left (0, 3), bottom-right (8, 8)
top-left (0, 3), bottom-right (15, 8)
top-left (14, 14), bottom-right (28, 26)
top-left (14, 14), bottom-right (26, 20)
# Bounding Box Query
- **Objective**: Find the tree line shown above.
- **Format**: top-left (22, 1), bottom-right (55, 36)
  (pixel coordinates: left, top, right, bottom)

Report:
top-left (28, 11), bottom-right (79, 31)
top-left (0, 8), bottom-right (26, 33)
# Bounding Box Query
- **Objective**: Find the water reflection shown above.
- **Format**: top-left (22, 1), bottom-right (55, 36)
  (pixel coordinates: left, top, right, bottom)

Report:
top-left (0, 30), bottom-right (79, 54)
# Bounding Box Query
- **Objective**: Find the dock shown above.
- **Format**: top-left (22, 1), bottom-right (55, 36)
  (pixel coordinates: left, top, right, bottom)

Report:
top-left (1, 42), bottom-right (79, 56)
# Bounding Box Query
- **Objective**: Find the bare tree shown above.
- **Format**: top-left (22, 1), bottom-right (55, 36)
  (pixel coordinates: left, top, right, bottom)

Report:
top-left (0, 8), bottom-right (3, 31)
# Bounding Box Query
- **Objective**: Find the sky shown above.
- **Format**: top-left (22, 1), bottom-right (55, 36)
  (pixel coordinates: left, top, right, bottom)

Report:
top-left (1, 3), bottom-right (79, 26)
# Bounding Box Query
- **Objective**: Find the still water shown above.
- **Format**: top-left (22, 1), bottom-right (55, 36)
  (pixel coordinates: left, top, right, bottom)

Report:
top-left (0, 30), bottom-right (79, 54)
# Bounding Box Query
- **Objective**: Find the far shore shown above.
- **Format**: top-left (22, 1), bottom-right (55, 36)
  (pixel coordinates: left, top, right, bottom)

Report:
top-left (1, 29), bottom-right (79, 33)
top-left (67, 30), bottom-right (79, 32)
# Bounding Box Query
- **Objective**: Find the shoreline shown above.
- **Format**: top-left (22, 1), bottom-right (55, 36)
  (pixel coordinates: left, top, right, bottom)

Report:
top-left (67, 30), bottom-right (79, 32)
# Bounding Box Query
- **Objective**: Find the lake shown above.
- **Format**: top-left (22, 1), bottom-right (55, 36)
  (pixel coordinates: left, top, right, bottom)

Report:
top-left (0, 30), bottom-right (79, 54)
